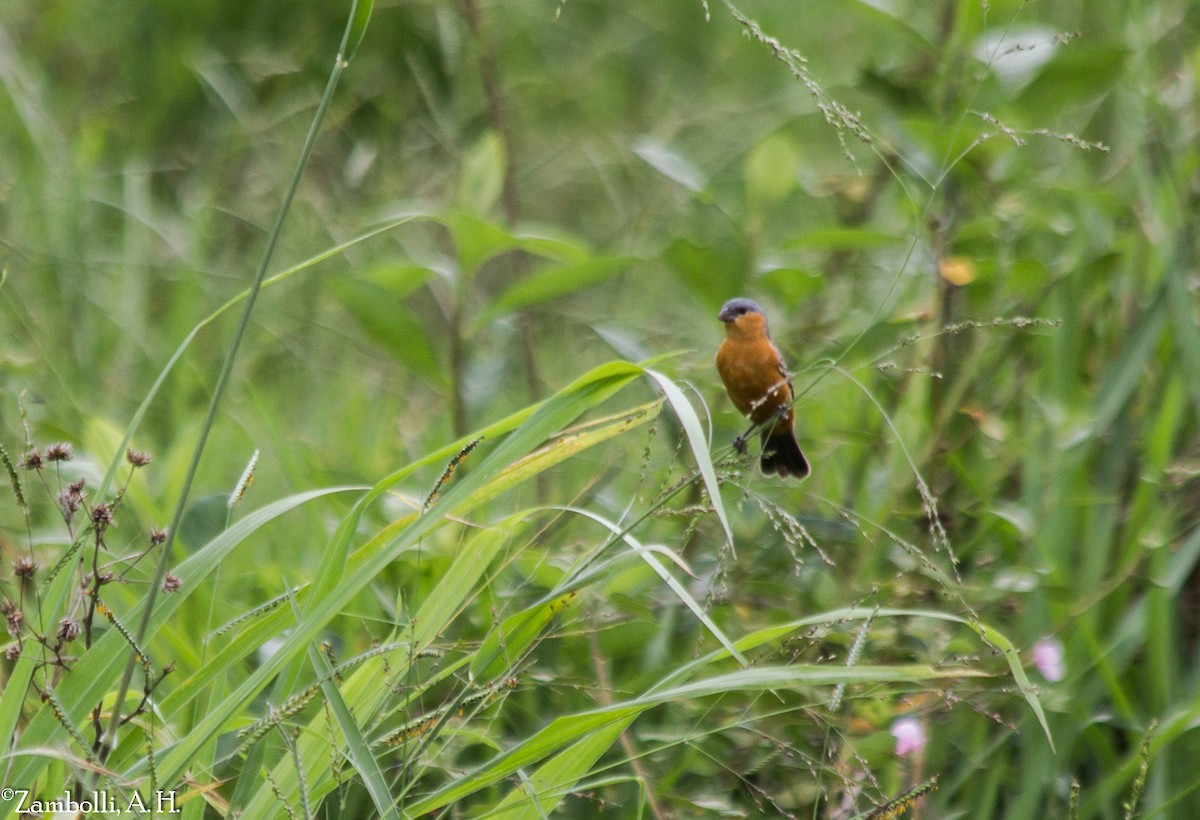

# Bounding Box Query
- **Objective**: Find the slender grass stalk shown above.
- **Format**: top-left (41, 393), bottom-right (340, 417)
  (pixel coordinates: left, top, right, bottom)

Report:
top-left (97, 0), bottom-right (374, 765)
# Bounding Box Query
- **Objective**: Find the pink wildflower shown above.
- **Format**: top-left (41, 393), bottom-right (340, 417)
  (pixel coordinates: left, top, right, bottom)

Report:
top-left (891, 717), bottom-right (926, 757)
top-left (1032, 637), bottom-right (1065, 682)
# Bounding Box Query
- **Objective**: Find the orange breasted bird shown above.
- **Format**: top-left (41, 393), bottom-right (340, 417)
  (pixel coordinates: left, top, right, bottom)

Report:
top-left (715, 297), bottom-right (810, 479)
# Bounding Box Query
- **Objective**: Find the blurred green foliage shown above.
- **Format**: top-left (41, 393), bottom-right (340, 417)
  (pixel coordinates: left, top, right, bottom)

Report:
top-left (3, 0), bottom-right (1200, 816)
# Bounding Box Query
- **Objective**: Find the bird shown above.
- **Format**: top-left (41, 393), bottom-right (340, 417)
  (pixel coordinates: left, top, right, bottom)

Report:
top-left (715, 297), bottom-right (810, 479)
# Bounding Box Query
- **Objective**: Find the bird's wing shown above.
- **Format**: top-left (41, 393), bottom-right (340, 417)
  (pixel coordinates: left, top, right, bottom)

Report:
top-left (774, 349), bottom-right (794, 392)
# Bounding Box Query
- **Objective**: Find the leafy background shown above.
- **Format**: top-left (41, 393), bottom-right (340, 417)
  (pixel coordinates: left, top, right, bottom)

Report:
top-left (2, 0), bottom-right (1198, 817)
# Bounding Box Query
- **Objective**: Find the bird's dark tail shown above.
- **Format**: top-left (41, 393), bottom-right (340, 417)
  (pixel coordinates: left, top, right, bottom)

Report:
top-left (760, 430), bottom-right (810, 479)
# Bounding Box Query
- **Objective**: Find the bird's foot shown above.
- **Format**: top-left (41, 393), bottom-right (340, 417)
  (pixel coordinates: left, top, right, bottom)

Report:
top-left (732, 434), bottom-right (749, 455)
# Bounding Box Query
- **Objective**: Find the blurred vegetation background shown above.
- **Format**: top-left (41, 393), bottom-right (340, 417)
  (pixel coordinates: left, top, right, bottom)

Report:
top-left (3, 0), bottom-right (1200, 816)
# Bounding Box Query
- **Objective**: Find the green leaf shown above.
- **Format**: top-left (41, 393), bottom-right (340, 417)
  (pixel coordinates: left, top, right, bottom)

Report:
top-left (1087, 284), bottom-right (1166, 438)
top-left (745, 133), bottom-right (798, 209)
top-left (512, 230), bottom-right (593, 264)
top-left (470, 592), bottom-right (579, 681)
top-left (846, 0), bottom-right (935, 52)
top-left (411, 518), bottom-right (528, 650)
top-left (1166, 259), bottom-right (1200, 410)
top-left (444, 211), bottom-right (518, 276)
top-left (330, 278), bottom-right (443, 385)
top-left (662, 238), bottom-right (747, 307)
top-left (363, 263), bottom-right (436, 297)
top-left (341, 0), bottom-right (374, 62)
top-left (4, 488), bottom-right (363, 789)
top-left (643, 369), bottom-right (735, 554)
top-left (1015, 46), bottom-right (1130, 114)
top-left (204, 363), bottom-right (648, 815)
top-left (490, 720), bottom-right (630, 817)
top-left (236, 400), bottom-right (659, 815)
top-left (1008, 257), bottom-right (1052, 302)
top-left (408, 662), bottom-right (982, 814)
top-left (783, 227), bottom-right (904, 250)
top-left (480, 256), bottom-right (636, 322)
top-left (87, 216), bottom-right (419, 512)
top-left (305, 629), bottom-right (398, 820)
top-left (178, 493), bottom-right (229, 551)
top-left (457, 130), bottom-right (506, 216)
top-left (559, 504), bottom-right (746, 666)
top-left (902, 116), bottom-right (989, 176)
top-left (0, 561), bottom-right (77, 761)
top-left (759, 266), bottom-right (825, 303)
top-left (970, 621), bottom-right (1056, 752)
top-left (408, 708), bottom-right (639, 814)
top-left (633, 136), bottom-right (707, 193)
top-left (972, 25), bottom-right (1059, 90)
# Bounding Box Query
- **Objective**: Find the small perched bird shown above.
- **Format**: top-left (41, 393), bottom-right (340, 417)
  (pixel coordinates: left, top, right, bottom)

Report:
top-left (715, 297), bottom-right (810, 479)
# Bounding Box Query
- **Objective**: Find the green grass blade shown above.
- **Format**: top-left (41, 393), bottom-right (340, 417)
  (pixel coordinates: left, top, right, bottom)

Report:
top-left (306, 634), bottom-right (398, 820)
top-left (3, 487), bottom-right (360, 787)
top-left (643, 369), bottom-right (735, 555)
top-left (407, 662), bottom-right (981, 814)
top-left (1087, 283), bottom-right (1166, 439)
top-left (173, 363), bottom-right (646, 806)
top-left (487, 720), bottom-right (632, 817)
top-left (557, 506), bottom-right (748, 666)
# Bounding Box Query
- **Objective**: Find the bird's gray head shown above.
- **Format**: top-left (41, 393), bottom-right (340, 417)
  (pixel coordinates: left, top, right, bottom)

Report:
top-left (718, 297), bottom-right (765, 324)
